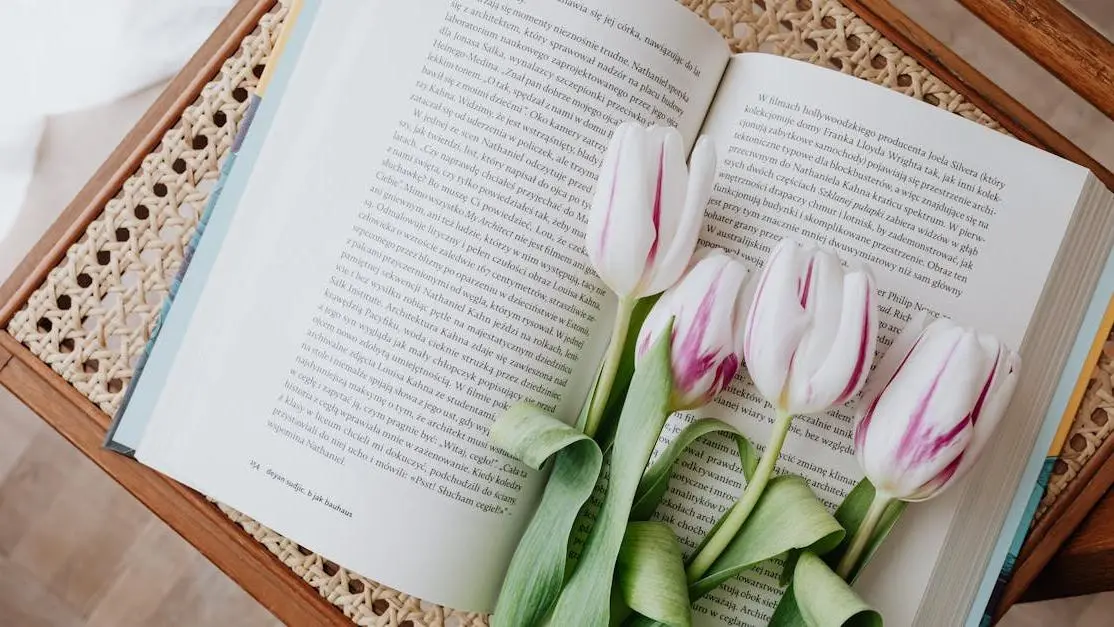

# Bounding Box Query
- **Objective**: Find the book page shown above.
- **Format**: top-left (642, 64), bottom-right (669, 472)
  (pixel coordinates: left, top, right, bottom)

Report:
top-left (646, 53), bottom-right (1089, 627)
top-left (130, 0), bottom-right (729, 613)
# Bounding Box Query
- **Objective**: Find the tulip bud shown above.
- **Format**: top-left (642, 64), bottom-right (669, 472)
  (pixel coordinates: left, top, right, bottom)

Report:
top-left (853, 313), bottom-right (1020, 501)
top-left (744, 238), bottom-right (879, 415)
top-left (637, 249), bottom-right (749, 410)
top-left (586, 122), bottom-right (717, 300)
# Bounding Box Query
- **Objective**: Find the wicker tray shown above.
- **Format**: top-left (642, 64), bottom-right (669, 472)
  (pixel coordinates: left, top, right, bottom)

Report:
top-left (2, 0), bottom-right (1112, 625)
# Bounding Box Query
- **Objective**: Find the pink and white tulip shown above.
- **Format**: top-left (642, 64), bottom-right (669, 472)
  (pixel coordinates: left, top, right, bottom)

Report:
top-left (586, 123), bottom-right (717, 300)
top-left (853, 313), bottom-right (1020, 501)
top-left (744, 238), bottom-right (879, 415)
top-left (637, 250), bottom-right (750, 410)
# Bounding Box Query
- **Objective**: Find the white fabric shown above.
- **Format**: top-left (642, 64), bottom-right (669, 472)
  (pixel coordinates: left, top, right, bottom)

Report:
top-left (0, 0), bottom-right (233, 237)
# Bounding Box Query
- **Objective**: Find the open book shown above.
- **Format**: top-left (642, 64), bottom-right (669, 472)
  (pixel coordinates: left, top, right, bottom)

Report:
top-left (110, 0), bottom-right (1114, 624)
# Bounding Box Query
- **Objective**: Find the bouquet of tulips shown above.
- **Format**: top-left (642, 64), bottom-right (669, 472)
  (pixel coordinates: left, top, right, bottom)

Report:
top-left (485, 123), bottom-right (1020, 627)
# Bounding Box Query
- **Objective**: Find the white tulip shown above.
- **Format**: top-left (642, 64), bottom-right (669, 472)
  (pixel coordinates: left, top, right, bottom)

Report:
top-left (834, 314), bottom-right (1019, 579)
top-left (580, 123), bottom-right (718, 438)
top-left (744, 238), bottom-right (879, 415)
top-left (586, 122), bottom-right (717, 300)
top-left (854, 313), bottom-right (1020, 501)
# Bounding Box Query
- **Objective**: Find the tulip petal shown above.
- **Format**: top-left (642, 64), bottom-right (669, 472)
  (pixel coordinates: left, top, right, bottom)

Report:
top-left (587, 122), bottom-right (633, 271)
top-left (730, 263), bottom-right (750, 357)
top-left (789, 270), bottom-right (878, 414)
top-left (903, 455), bottom-right (962, 502)
top-left (597, 128), bottom-right (658, 297)
top-left (644, 128), bottom-right (686, 263)
top-left (744, 240), bottom-right (811, 408)
top-left (952, 341), bottom-right (1020, 480)
top-left (856, 310), bottom-right (931, 408)
top-left (637, 250), bottom-right (749, 409)
top-left (784, 250), bottom-right (848, 413)
top-left (855, 314), bottom-right (1019, 502)
top-left (640, 134), bottom-right (715, 296)
top-left (672, 254), bottom-right (749, 409)
top-left (672, 267), bottom-right (727, 406)
top-left (832, 272), bottom-right (879, 405)
top-left (854, 400), bottom-right (877, 470)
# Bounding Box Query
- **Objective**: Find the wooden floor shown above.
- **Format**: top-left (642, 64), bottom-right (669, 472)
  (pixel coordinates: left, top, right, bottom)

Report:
top-left (1, 1), bottom-right (1113, 626)
top-left (0, 386), bottom-right (281, 627)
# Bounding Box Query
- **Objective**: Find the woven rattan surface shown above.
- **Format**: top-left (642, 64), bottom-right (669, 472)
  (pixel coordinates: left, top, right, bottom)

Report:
top-left (3, 0), bottom-right (1098, 625)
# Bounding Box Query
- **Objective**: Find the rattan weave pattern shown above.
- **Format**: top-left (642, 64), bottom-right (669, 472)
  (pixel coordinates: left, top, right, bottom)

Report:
top-left (1037, 336), bottom-right (1114, 521)
top-left (4, 1), bottom-right (1094, 625)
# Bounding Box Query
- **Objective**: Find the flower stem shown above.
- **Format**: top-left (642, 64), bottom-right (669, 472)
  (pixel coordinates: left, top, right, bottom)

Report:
top-left (583, 297), bottom-right (635, 439)
top-left (836, 491), bottom-right (893, 579)
top-left (686, 408), bottom-right (794, 582)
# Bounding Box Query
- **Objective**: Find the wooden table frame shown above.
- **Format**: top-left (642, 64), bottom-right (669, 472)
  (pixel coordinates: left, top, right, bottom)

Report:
top-left (0, 0), bottom-right (1110, 624)
top-left (1023, 429), bottom-right (1114, 602)
top-left (955, 0), bottom-right (1114, 122)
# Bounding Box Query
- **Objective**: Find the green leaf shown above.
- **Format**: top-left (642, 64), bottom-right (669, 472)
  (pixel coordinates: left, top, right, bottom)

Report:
top-left (791, 553), bottom-right (880, 627)
top-left (616, 522), bottom-right (692, 627)
top-left (690, 475), bottom-right (844, 600)
top-left (489, 403), bottom-right (603, 627)
top-left (549, 327), bottom-right (675, 627)
top-left (631, 418), bottom-right (758, 522)
top-left (768, 583), bottom-right (810, 627)
top-left (769, 479), bottom-right (907, 627)
top-left (779, 550), bottom-right (802, 587)
top-left (826, 480), bottom-right (907, 584)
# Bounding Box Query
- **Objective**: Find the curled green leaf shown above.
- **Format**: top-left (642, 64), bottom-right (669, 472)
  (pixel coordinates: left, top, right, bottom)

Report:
top-left (631, 418), bottom-right (759, 522)
top-left (489, 403), bottom-right (602, 627)
top-left (622, 475), bottom-right (846, 627)
top-left (791, 553), bottom-right (880, 627)
top-left (827, 479), bottom-right (907, 584)
top-left (770, 479), bottom-right (907, 626)
top-left (690, 475), bottom-right (844, 600)
top-left (616, 522), bottom-right (692, 627)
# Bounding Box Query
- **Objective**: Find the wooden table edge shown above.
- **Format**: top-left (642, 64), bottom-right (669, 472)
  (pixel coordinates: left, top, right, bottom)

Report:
top-left (845, 0), bottom-right (1114, 191)
top-left (955, 0), bottom-right (1114, 122)
top-left (1030, 486), bottom-right (1114, 601)
top-left (0, 0), bottom-right (1110, 624)
top-left (0, 334), bottom-right (348, 625)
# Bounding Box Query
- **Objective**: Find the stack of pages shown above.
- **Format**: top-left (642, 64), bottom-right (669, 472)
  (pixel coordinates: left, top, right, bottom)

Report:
top-left (108, 0), bottom-right (1114, 625)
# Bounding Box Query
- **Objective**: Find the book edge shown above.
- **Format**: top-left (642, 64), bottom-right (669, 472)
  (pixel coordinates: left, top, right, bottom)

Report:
top-left (966, 212), bottom-right (1114, 625)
